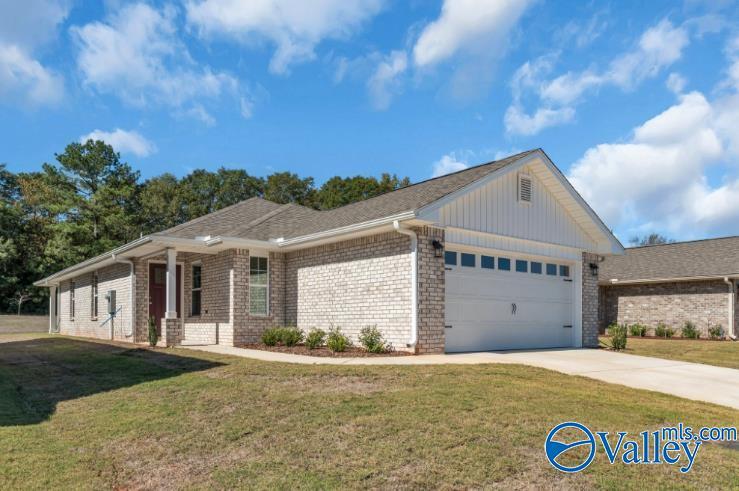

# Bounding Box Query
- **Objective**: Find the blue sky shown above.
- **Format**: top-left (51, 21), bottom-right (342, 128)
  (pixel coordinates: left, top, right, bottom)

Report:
top-left (1, 0), bottom-right (738, 243)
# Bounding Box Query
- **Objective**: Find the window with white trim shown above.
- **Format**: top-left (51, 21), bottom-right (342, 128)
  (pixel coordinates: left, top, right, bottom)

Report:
top-left (91, 272), bottom-right (98, 319)
top-left (69, 281), bottom-right (75, 320)
top-left (191, 264), bottom-right (202, 316)
top-left (249, 256), bottom-right (269, 316)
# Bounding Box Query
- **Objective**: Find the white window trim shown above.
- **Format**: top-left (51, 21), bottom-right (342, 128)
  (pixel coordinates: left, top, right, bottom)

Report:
top-left (249, 255), bottom-right (269, 317)
top-left (69, 281), bottom-right (75, 321)
top-left (91, 271), bottom-right (98, 320)
top-left (191, 262), bottom-right (202, 317)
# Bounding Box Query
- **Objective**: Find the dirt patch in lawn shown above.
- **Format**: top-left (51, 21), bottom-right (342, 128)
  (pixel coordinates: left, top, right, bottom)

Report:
top-left (241, 344), bottom-right (411, 357)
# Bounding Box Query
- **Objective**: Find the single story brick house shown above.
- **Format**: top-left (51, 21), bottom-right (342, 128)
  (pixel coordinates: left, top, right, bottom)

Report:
top-left (35, 149), bottom-right (623, 353)
top-left (598, 237), bottom-right (738, 339)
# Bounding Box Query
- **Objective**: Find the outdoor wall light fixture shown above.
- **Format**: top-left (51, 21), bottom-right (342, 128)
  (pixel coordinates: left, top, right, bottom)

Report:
top-left (589, 262), bottom-right (599, 277)
top-left (431, 239), bottom-right (444, 258)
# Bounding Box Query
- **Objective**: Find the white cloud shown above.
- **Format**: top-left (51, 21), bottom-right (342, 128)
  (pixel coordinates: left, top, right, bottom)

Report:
top-left (666, 72), bottom-right (687, 94)
top-left (71, 3), bottom-right (246, 123)
top-left (568, 90), bottom-right (739, 239)
top-left (432, 154), bottom-right (468, 177)
top-left (80, 128), bottom-right (157, 157)
top-left (504, 105), bottom-right (574, 136)
top-left (0, 44), bottom-right (64, 106)
top-left (506, 19), bottom-right (689, 136)
top-left (413, 0), bottom-right (533, 68)
top-left (0, 0), bottom-right (69, 107)
top-left (185, 0), bottom-right (384, 74)
top-left (367, 50), bottom-right (407, 110)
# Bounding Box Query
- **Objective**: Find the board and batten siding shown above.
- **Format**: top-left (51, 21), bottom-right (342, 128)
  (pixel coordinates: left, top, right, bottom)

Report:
top-left (437, 164), bottom-right (598, 256)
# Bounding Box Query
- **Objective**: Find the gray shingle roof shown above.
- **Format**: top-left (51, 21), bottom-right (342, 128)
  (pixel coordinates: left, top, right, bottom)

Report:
top-left (599, 236), bottom-right (739, 283)
top-left (159, 149), bottom-right (537, 241)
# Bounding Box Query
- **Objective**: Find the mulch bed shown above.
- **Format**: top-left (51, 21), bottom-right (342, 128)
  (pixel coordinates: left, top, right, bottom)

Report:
top-left (601, 335), bottom-right (728, 342)
top-left (241, 343), bottom-right (412, 357)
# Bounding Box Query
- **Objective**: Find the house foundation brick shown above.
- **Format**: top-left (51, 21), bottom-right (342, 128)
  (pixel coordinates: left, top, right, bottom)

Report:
top-left (600, 280), bottom-right (731, 337)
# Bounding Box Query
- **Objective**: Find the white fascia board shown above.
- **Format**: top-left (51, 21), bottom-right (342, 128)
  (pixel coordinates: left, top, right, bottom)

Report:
top-left (34, 236), bottom-right (154, 287)
top-left (274, 211), bottom-right (416, 248)
top-left (205, 236), bottom-right (278, 251)
top-left (601, 274), bottom-right (739, 286)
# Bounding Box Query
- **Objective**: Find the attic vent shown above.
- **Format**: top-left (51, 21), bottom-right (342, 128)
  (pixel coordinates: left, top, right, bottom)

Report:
top-left (518, 174), bottom-right (532, 203)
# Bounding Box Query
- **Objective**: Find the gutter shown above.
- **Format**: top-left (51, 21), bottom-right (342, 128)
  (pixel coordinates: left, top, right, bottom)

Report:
top-left (393, 220), bottom-right (418, 350)
top-left (113, 253), bottom-right (135, 340)
top-left (723, 277), bottom-right (737, 341)
top-left (601, 274), bottom-right (739, 286)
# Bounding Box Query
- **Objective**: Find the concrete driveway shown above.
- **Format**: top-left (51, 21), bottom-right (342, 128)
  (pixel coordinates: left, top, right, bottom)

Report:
top-left (186, 345), bottom-right (739, 409)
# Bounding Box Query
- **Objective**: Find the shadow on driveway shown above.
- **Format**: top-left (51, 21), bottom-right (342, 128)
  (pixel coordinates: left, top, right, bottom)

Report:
top-left (0, 336), bottom-right (222, 426)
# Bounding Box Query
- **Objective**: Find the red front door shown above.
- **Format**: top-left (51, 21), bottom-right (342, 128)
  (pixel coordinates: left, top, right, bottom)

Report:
top-left (149, 263), bottom-right (181, 333)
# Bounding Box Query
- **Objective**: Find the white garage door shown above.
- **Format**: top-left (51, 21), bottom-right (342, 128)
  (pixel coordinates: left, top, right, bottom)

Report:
top-left (444, 250), bottom-right (574, 352)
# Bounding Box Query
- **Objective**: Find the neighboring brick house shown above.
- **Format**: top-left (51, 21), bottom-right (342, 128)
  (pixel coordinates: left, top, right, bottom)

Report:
top-left (599, 237), bottom-right (739, 339)
top-left (36, 149), bottom-right (623, 353)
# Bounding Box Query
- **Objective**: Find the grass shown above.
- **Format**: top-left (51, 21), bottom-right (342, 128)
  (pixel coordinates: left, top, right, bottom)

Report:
top-left (0, 315), bottom-right (48, 333)
top-left (600, 335), bottom-right (739, 370)
top-left (1, 333), bottom-right (737, 490)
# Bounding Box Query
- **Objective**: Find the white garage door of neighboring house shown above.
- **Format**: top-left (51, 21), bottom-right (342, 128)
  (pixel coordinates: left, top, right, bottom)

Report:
top-left (444, 249), bottom-right (574, 352)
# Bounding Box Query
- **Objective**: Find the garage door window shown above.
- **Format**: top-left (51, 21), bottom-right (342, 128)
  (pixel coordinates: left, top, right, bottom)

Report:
top-left (481, 255), bottom-right (494, 269)
top-left (515, 260), bottom-right (528, 273)
top-left (445, 251), bottom-right (457, 266)
top-left (498, 257), bottom-right (511, 271)
top-left (559, 265), bottom-right (570, 277)
top-left (461, 253), bottom-right (475, 267)
top-left (531, 262), bottom-right (542, 274)
top-left (546, 263), bottom-right (557, 276)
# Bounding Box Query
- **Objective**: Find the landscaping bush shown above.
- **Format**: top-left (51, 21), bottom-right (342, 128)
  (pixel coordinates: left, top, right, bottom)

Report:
top-left (280, 326), bottom-right (304, 347)
top-left (326, 327), bottom-right (351, 352)
top-left (262, 327), bottom-right (281, 346)
top-left (681, 321), bottom-right (700, 339)
top-left (359, 325), bottom-right (389, 353)
top-left (609, 324), bottom-right (627, 351)
top-left (655, 323), bottom-right (675, 338)
top-left (708, 324), bottom-right (725, 340)
top-left (305, 328), bottom-right (326, 349)
top-left (148, 317), bottom-right (158, 347)
top-left (628, 323), bottom-right (647, 337)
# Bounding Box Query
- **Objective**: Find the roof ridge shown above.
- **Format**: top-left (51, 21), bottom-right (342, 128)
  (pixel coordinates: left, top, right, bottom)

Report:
top-left (162, 197), bottom-right (275, 234)
top-left (627, 235), bottom-right (739, 250)
top-left (317, 149), bottom-right (539, 214)
top-left (229, 203), bottom-right (297, 237)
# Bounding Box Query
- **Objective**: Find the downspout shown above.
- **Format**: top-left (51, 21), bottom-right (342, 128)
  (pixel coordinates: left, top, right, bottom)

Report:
top-left (393, 221), bottom-right (418, 350)
top-left (723, 277), bottom-right (737, 340)
top-left (113, 254), bottom-right (136, 341)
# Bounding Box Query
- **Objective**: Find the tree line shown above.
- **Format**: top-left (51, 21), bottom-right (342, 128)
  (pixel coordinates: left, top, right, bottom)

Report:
top-left (0, 140), bottom-right (410, 314)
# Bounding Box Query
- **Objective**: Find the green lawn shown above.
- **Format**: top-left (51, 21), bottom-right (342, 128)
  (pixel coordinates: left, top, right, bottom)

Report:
top-left (600, 335), bottom-right (739, 370)
top-left (1, 333), bottom-right (737, 490)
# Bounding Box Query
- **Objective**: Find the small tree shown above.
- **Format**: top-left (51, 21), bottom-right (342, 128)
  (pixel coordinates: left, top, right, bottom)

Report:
top-left (148, 317), bottom-right (158, 347)
top-left (12, 290), bottom-right (31, 315)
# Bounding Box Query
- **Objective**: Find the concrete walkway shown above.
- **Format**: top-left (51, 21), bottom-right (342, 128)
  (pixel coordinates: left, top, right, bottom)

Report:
top-left (184, 345), bottom-right (739, 409)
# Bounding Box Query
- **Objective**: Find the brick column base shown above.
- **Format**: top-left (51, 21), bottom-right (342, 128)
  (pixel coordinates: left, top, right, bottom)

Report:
top-left (160, 318), bottom-right (183, 347)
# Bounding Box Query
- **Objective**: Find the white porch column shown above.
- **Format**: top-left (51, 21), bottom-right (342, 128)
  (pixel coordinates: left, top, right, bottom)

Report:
top-left (48, 285), bottom-right (57, 333)
top-left (165, 248), bottom-right (177, 319)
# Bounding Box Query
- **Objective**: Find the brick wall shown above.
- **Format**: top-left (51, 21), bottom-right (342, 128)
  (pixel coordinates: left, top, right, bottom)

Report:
top-left (284, 231), bottom-right (413, 350)
top-left (57, 262), bottom-right (133, 341)
top-left (416, 226), bottom-right (445, 354)
top-left (600, 280), bottom-right (731, 336)
top-left (181, 251), bottom-right (233, 345)
top-left (582, 252), bottom-right (600, 348)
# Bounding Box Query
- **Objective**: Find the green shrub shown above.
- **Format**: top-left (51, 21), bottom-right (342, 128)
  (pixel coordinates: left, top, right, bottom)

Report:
top-left (359, 325), bottom-right (389, 353)
top-left (305, 328), bottom-right (326, 349)
top-left (261, 327), bottom-right (281, 346)
top-left (628, 324), bottom-right (647, 337)
top-left (681, 321), bottom-right (700, 339)
top-left (326, 327), bottom-right (351, 353)
top-left (279, 326), bottom-right (304, 347)
top-left (708, 324), bottom-right (725, 340)
top-left (609, 324), bottom-right (627, 351)
top-left (655, 323), bottom-right (676, 338)
top-left (147, 317), bottom-right (158, 347)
